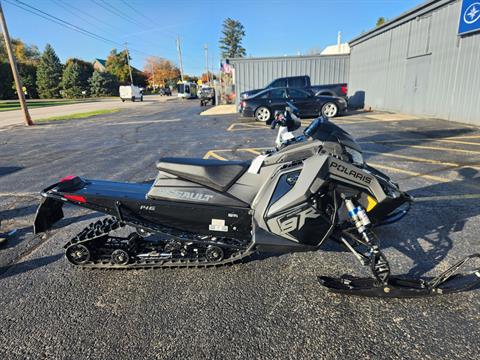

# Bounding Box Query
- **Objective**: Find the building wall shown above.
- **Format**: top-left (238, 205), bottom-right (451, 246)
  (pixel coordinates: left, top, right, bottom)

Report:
top-left (348, 0), bottom-right (480, 125)
top-left (230, 55), bottom-right (350, 105)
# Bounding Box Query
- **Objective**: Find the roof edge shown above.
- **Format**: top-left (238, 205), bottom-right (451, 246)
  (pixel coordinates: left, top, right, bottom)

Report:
top-left (227, 54), bottom-right (349, 63)
top-left (349, 0), bottom-right (456, 46)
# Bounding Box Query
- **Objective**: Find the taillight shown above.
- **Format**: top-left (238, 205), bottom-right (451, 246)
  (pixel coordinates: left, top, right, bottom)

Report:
top-left (241, 101), bottom-right (246, 108)
top-left (64, 194), bottom-right (87, 203)
top-left (60, 175), bottom-right (76, 182)
top-left (341, 86), bottom-right (348, 95)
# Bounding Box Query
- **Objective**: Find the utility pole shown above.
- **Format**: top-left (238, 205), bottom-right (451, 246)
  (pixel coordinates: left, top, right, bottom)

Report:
top-left (150, 62), bottom-right (155, 89)
top-left (0, 0), bottom-right (33, 126)
top-left (124, 42), bottom-right (134, 85)
top-left (176, 36), bottom-right (184, 82)
top-left (204, 44), bottom-right (209, 84)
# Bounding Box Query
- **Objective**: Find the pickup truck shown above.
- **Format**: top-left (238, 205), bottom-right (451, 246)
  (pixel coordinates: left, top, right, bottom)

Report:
top-left (240, 75), bottom-right (347, 100)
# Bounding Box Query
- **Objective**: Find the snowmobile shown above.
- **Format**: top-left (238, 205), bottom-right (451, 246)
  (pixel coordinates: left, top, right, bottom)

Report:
top-left (33, 104), bottom-right (480, 298)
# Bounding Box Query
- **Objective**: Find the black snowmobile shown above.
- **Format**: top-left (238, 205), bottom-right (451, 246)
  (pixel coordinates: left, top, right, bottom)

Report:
top-left (33, 104), bottom-right (480, 298)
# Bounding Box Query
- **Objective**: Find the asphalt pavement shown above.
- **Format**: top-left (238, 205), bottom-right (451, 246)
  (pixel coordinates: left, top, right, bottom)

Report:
top-left (1, 99), bottom-right (479, 359)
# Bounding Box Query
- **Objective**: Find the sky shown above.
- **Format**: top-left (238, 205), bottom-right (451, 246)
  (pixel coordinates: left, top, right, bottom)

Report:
top-left (2, 0), bottom-right (425, 75)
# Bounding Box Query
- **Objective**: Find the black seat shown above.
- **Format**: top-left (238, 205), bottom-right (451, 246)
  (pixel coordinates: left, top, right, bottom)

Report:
top-left (156, 157), bottom-right (250, 192)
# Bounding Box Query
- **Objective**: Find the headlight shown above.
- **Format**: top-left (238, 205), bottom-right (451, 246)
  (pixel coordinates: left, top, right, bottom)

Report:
top-left (345, 147), bottom-right (364, 165)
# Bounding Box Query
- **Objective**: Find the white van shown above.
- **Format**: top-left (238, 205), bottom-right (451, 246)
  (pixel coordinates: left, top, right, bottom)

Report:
top-left (119, 85), bottom-right (143, 102)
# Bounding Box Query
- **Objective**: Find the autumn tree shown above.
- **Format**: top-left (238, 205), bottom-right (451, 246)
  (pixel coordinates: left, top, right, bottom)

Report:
top-left (106, 49), bottom-right (131, 84)
top-left (143, 56), bottom-right (180, 87)
top-left (219, 18), bottom-right (246, 58)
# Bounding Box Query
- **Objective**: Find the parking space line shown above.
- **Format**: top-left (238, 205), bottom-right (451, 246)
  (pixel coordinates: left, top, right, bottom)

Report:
top-left (367, 163), bottom-right (450, 183)
top-left (203, 150), bottom-right (227, 160)
top-left (385, 143), bottom-right (480, 155)
top-left (362, 137), bottom-right (480, 147)
top-left (363, 150), bottom-right (480, 170)
top-left (415, 194), bottom-right (480, 202)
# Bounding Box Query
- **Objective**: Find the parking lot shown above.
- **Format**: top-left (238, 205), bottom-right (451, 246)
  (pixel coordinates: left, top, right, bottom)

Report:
top-left (1, 99), bottom-right (480, 359)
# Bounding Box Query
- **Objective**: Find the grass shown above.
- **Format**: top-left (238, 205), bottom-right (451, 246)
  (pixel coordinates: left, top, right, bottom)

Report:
top-left (35, 108), bottom-right (120, 123)
top-left (0, 99), bottom-right (103, 112)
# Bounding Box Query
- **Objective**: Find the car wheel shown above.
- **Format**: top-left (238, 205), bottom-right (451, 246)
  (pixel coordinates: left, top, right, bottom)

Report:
top-left (140, 96), bottom-right (143, 102)
top-left (254, 106), bottom-right (271, 122)
top-left (321, 102), bottom-right (338, 118)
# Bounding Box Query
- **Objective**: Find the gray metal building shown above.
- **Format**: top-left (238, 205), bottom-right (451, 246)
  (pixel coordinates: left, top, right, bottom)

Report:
top-left (348, 0), bottom-right (480, 125)
top-left (229, 54), bottom-right (350, 106)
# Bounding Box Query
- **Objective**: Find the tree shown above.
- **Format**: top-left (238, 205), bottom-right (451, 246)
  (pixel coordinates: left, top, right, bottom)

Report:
top-left (36, 44), bottom-right (62, 98)
top-left (105, 49), bottom-right (131, 84)
top-left (0, 62), bottom-right (14, 99)
top-left (61, 61), bottom-right (83, 98)
top-left (65, 58), bottom-right (93, 94)
top-left (219, 18), bottom-right (246, 58)
top-left (17, 62), bottom-right (38, 98)
top-left (201, 72), bottom-right (216, 83)
top-left (0, 38), bottom-right (40, 64)
top-left (89, 71), bottom-right (119, 96)
top-left (376, 17), bottom-right (387, 27)
top-left (143, 56), bottom-right (180, 87)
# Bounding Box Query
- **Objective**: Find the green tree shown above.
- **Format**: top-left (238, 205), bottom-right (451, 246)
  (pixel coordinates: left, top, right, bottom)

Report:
top-left (376, 17), bottom-right (387, 27)
top-left (0, 62), bottom-right (14, 99)
top-left (61, 61), bottom-right (83, 98)
top-left (219, 18), bottom-right (246, 58)
top-left (36, 44), bottom-right (62, 98)
top-left (17, 62), bottom-right (38, 98)
top-left (65, 58), bottom-right (94, 94)
top-left (89, 70), bottom-right (119, 96)
top-left (105, 49), bottom-right (131, 84)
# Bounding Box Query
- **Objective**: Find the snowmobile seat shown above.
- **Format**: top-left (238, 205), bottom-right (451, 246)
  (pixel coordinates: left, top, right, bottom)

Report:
top-left (156, 157), bottom-right (250, 192)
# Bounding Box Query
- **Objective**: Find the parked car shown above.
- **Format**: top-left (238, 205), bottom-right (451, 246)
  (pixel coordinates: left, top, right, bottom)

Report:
top-left (198, 87), bottom-right (215, 106)
top-left (159, 87), bottom-right (172, 96)
top-left (240, 75), bottom-right (348, 100)
top-left (239, 87), bottom-right (347, 121)
top-left (119, 85), bottom-right (143, 102)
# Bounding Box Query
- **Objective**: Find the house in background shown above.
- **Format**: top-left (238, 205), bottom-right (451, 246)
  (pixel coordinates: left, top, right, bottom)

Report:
top-left (93, 58), bottom-right (107, 72)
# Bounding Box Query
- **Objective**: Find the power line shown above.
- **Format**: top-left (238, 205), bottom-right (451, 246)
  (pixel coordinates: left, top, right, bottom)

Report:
top-left (4, 0), bottom-right (152, 58)
top-left (50, 0), bottom-right (118, 37)
top-left (90, 0), bottom-right (144, 28)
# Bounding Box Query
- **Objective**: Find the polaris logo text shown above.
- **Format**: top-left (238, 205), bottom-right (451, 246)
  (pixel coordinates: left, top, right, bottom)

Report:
top-left (154, 189), bottom-right (214, 202)
top-left (279, 208), bottom-right (320, 234)
top-left (330, 161), bottom-right (372, 184)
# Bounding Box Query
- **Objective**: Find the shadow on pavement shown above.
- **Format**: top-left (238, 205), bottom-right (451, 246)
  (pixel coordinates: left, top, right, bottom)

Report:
top-left (0, 253), bottom-right (62, 280)
top-left (0, 166), bottom-right (23, 178)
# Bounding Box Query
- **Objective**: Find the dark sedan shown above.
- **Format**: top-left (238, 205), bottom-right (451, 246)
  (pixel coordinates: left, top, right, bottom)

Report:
top-left (239, 87), bottom-right (347, 122)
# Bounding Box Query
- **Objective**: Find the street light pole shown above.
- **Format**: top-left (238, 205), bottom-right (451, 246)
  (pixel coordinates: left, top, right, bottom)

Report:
top-left (0, 0), bottom-right (33, 126)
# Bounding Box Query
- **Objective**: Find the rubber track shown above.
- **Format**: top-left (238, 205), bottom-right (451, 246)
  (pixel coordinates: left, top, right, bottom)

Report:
top-left (64, 217), bottom-right (255, 269)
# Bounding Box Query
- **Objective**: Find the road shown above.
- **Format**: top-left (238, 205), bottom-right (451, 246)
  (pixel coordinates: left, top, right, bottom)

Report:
top-left (1, 99), bottom-right (479, 359)
top-left (0, 95), bottom-right (174, 127)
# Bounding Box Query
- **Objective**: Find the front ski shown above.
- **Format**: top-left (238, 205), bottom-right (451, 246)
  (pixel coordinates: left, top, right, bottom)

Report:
top-left (319, 253), bottom-right (480, 298)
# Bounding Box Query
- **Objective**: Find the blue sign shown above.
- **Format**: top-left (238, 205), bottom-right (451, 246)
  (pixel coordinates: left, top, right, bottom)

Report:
top-left (458, 0), bottom-right (480, 35)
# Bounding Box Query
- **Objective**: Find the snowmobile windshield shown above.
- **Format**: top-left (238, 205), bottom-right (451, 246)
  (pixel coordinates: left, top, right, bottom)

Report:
top-left (304, 117), bottom-right (362, 153)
